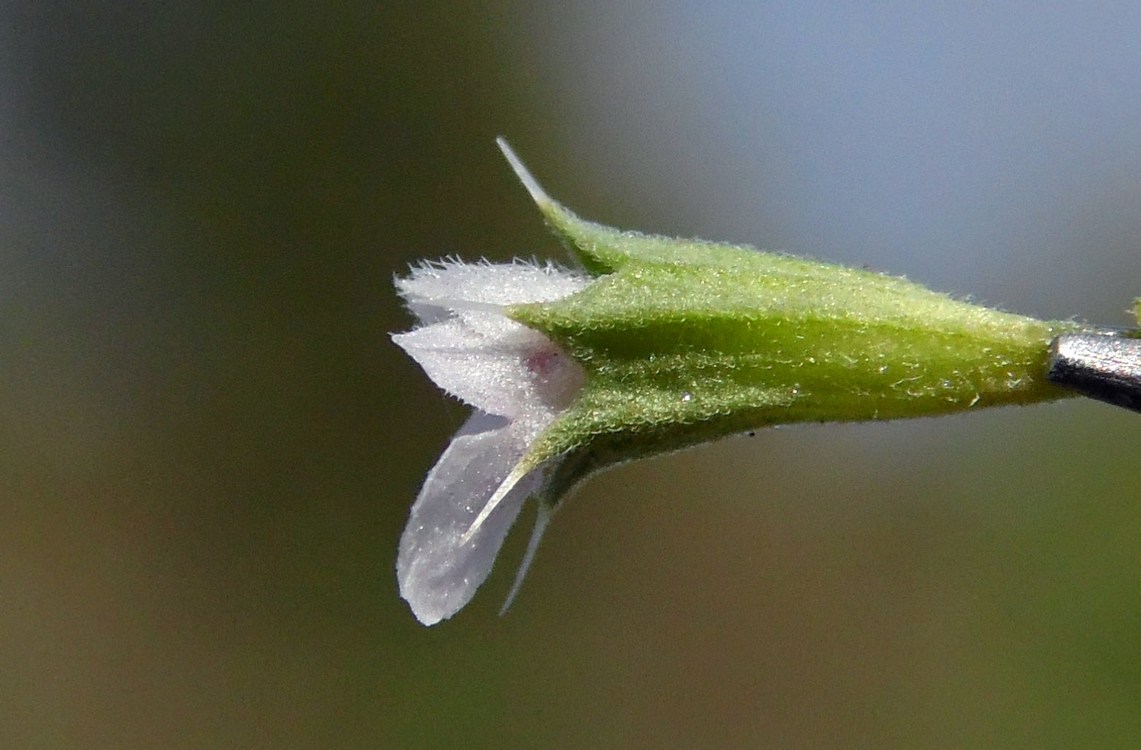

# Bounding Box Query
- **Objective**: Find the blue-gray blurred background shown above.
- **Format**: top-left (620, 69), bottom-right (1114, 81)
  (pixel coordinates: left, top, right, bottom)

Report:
top-left (2, 3), bottom-right (1140, 747)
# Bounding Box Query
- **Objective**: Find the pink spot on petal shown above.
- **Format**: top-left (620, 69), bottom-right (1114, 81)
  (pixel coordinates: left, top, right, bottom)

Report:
top-left (526, 347), bottom-right (563, 378)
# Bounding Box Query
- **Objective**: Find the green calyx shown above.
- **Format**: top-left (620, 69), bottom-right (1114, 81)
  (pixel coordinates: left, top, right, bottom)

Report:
top-left (496, 139), bottom-right (1081, 492)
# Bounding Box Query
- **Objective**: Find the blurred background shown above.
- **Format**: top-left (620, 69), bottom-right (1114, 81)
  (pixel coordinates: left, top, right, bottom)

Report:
top-left (2, 2), bottom-right (1140, 747)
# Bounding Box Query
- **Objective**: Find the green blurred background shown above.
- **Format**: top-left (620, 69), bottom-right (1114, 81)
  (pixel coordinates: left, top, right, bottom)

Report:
top-left (2, 3), bottom-right (1140, 747)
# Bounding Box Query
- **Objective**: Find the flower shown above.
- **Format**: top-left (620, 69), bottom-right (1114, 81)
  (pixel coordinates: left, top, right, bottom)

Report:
top-left (392, 139), bottom-right (1081, 625)
top-left (392, 259), bottom-right (589, 625)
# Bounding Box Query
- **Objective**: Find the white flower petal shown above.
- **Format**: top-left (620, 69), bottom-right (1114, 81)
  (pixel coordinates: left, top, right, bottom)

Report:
top-left (396, 259), bottom-right (589, 319)
top-left (396, 410), bottom-right (550, 625)
top-left (392, 317), bottom-right (576, 418)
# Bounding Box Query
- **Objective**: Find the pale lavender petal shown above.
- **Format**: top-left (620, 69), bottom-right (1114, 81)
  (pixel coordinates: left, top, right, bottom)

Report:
top-left (397, 411), bottom-right (549, 625)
